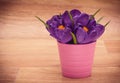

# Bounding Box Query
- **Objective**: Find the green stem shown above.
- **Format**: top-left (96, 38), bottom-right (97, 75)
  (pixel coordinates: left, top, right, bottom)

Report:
top-left (67, 11), bottom-right (77, 44)
top-left (67, 11), bottom-right (74, 25)
top-left (89, 9), bottom-right (101, 21)
top-left (97, 16), bottom-right (104, 23)
top-left (70, 32), bottom-right (77, 44)
top-left (93, 9), bottom-right (101, 17)
top-left (104, 20), bottom-right (111, 27)
top-left (35, 16), bottom-right (49, 28)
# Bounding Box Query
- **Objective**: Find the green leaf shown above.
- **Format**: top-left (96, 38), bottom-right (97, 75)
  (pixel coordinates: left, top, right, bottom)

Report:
top-left (97, 16), bottom-right (104, 23)
top-left (67, 11), bottom-right (74, 25)
top-left (93, 9), bottom-right (101, 17)
top-left (90, 9), bottom-right (101, 20)
top-left (35, 16), bottom-right (49, 28)
top-left (104, 20), bottom-right (111, 27)
top-left (70, 32), bottom-right (77, 44)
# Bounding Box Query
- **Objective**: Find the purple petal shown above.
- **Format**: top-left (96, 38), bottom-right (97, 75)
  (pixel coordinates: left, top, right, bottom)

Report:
top-left (73, 13), bottom-right (90, 26)
top-left (46, 15), bottom-right (63, 34)
top-left (55, 28), bottom-right (72, 43)
top-left (62, 11), bottom-right (72, 27)
top-left (76, 28), bottom-right (87, 43)
top-left (83, 24), bottom-right (105, 43)
top-left (93, 24), bottom-right (105, 38)
top-left (48, 28), bottom-right (57, 38)
top-left (70, 9), bottom-right (81, 17)
top-left (52, 15), bottom-right (63, 24)
top-left (74, 23), bottom-right (82, 32)
top-left (47, 20), bottom-right (58, 28)
top-left (47, 15), bottom-right (62, 25)
top-left (87, 30), bottom-right (98, 42)
top-left (87, 19), bottom-right (96, 29)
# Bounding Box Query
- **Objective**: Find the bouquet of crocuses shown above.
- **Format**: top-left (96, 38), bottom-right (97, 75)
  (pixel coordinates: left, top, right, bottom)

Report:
top-left (36, 9), bottom-right (110, 44)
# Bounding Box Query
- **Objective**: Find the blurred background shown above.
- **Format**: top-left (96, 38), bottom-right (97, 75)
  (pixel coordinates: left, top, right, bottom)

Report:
top-left (0, 0), bottom-right (119, 39)
top-left (0, 0), bottom-right (120, 83)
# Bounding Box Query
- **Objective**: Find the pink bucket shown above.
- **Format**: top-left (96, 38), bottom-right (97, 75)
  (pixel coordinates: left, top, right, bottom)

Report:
top-left (57, 42), bottom-right (96, 78)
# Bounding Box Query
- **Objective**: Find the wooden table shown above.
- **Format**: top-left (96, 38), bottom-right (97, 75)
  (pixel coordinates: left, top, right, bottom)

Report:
top-left (0, 0), bottom-right (120, 83)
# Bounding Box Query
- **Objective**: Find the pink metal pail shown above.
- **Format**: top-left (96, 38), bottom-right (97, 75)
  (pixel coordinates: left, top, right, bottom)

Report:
top-left (57, 42), bottom-right (96, 78)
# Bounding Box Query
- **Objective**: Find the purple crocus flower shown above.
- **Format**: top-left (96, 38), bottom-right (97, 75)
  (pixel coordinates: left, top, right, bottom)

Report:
top-left (46, 9), bottom-right (81, 43)
top-left (46, 15), bottom-right (72, 43)
top-left (62, 9), bottom-right (81, 28)
top-left (37, 9), bottom-right (106, 44)
top-left (61, 10), bottom-right (105, 44)
top-left (74, 13), bottom-right (105, 43)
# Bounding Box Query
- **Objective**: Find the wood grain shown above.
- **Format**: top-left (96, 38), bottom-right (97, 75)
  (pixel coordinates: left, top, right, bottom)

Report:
top-left (0, 0), bottom-right (120, 83)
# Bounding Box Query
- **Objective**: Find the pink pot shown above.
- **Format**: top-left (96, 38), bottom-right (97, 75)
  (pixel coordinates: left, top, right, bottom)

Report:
top-left (57, 42), bottom-right (96, 78)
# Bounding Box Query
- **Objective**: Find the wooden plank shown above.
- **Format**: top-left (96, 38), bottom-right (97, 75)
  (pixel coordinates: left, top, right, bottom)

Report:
top-left (0, 0), bottom-right (120, 83)
top-left (15, 67), bottom-right (120, 83)
top-left (0, 67), bottom-right (18, 83)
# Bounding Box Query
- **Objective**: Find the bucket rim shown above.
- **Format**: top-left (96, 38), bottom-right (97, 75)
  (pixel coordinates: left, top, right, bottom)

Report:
top-left (57, 41), bottom-right (96, 46)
